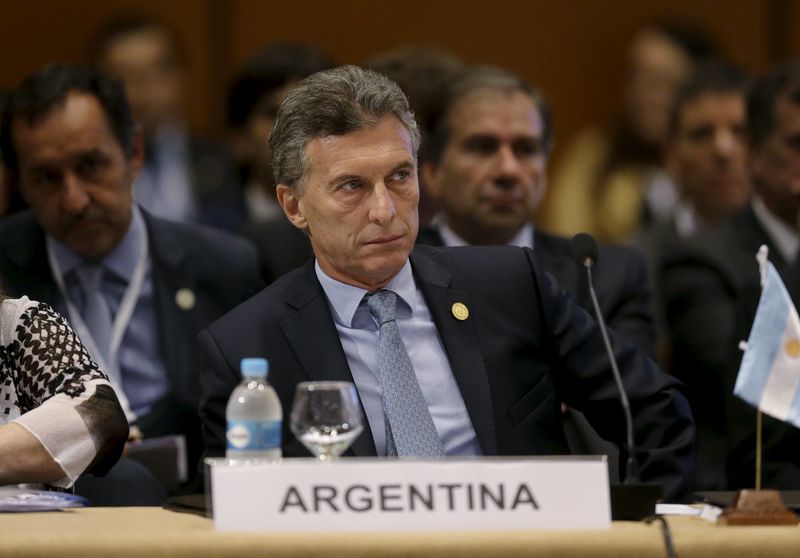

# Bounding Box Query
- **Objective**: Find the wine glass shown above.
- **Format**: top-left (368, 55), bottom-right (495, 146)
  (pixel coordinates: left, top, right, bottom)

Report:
top-left (290, 381), bottom-right (364, 461)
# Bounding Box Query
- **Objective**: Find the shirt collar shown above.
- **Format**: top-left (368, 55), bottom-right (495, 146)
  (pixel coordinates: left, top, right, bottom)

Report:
top-left (434, 213), bottom-right (535, 249)
top-left (315, 259), bottom-right (417, 328)
top-left (751, 195), bottom-right (800, 263)
top-left (47, 206), bottom-right (145, 282)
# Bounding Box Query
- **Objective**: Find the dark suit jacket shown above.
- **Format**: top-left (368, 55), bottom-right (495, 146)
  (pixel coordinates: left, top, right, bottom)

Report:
top-left (188, 138), bottom-right (248, 233)
top-left (660, 204), bottom-right (800, 490)
top-left (199, 244), bottom-right (693, 500)
top-left (417, 226), bottom-right (655, 479)
top-left (417, 227), bottom-right (656, 355)
top-left (0, 210), bottom-right (263, 474)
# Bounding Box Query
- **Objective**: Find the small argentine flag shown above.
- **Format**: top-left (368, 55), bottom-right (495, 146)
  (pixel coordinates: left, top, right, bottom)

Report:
top-left (735, 246), bottom-right (800, 427)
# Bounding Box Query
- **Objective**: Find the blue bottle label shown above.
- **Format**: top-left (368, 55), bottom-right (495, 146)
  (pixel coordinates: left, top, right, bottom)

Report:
top-left (226, 420), bottom-right (282, 451)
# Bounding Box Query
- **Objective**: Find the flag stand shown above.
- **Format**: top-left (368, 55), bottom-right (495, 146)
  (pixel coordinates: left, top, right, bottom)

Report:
top-left (755, 410), bottom-right (762, 491)
top-left (718, 410), bottom-right (797, 525)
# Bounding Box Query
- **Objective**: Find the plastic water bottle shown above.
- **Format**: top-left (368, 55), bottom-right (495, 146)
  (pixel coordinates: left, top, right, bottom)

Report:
top-left (225, 358), bottom-right (282, 460)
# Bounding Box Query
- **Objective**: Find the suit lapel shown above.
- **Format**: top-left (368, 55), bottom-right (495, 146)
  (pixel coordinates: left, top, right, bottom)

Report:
top-left (146, 215), bottom-right (196, 395)
top-left (410, 248), bottom-right (497, 455)
top-left (279, 262), bottom-right (376, 456)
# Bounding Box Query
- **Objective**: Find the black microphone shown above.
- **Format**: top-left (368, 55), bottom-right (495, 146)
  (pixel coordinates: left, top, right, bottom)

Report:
top-left (570, 233), bottom-right (639, 485)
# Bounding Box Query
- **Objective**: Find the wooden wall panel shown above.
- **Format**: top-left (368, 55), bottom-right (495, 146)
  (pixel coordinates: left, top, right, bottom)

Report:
top-left (228, 0), bottom-right (772, 162)
top-left (1, 0), bottom-right (214, 134)
top-left (1, 0), bottom-right (797, 151)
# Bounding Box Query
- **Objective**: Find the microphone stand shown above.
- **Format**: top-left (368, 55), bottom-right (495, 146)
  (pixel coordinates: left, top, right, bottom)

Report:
top-left (583, 262), bottom-right (639, 485)
top-left (572, 233), bottom-right (661, 519)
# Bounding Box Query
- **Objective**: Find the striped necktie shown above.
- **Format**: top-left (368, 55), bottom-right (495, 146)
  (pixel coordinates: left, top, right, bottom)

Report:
top-left (74, 263), bottom-right (113, 362)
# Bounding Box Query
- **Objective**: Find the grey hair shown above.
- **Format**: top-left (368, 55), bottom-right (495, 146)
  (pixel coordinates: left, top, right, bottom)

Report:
top-left (268, 64), bottom-right (421, 189)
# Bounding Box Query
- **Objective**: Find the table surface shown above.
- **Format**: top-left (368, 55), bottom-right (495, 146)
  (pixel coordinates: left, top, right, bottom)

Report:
top-left (1, 507), bottom-right (799, 558)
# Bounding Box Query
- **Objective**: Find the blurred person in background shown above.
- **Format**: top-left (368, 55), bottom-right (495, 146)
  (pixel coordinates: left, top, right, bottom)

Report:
top-left (92, 16), bottom-right (245, 231)
top-left (228, 42), bottom-right (333, 224)
top-left (636, 59), bottom-right (749, 333)
top-left (227, 42), bottom-right (333, 283)
top-left (364, 45), bottom-right (465, 226)
top-left (542, 22), bottom-right (716, 243)
top-left (418, 65), bottom-right (655, 354)
top-left (660, 61), bottom-right (800, 490)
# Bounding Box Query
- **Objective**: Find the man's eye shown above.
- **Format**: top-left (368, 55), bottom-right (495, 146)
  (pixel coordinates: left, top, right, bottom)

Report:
top-left (77, 157), bottom-right (104, 176)
top-left (513, 140), bottom-right (541, 157)
top-left (687, 127), bottom-right (714, 142)
top-left (341, 180), bottom-right (361, 191)
top-left (30, 169), bottom-right (60, 186)
top-left (785, 134), bottom-right (800, 151)
top-left (391, 169), bottom-right (411, 182)
top-left (464, 137), bottom-right (499, 155)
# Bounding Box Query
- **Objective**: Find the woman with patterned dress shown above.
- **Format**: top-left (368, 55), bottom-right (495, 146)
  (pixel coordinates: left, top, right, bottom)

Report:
top-left (0, 293), bottom-right (128, 487)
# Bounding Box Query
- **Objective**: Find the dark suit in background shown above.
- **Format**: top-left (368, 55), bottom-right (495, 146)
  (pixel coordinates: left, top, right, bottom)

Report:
top-left (199, 244), bottom-right (693, 500)
top-left (240, 218), bottom-right (313, 284)
top-left (0, 209), bottom-right (263, 475)
top-left (661, 204), bottom-right (800, 489)
top-left (187, 139), bottom-right (248, 232)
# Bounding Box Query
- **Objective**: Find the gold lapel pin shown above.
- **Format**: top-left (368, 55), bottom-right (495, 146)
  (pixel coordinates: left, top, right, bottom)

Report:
top-left (175, 288), bottom-right (196, 311)
top-left (451, 302), bottom-right (469, 321)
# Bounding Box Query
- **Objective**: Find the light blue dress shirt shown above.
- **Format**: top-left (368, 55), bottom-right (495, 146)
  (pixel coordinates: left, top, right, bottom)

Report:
top-left (49, 207), bottom-right (169, 417)
top-left (134, 125), bottom-right (198, 224)
top-left (315, 260), bottom-right (481, 457)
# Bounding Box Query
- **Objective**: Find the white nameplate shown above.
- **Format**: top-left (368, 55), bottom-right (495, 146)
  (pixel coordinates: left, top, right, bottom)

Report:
top-left (209, 457), bottom-right (610, 532)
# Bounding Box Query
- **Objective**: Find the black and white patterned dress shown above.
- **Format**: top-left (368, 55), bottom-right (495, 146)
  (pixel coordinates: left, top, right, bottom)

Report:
top-left (0, 296), bottom-right (128, 487)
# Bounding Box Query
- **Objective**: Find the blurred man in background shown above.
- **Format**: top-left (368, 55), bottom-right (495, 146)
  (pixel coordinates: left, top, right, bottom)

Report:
top-left (636, 59), bottom-right (750, 354)
top-left (661, 61), bottom-right (800, 490)
top-left (419, 66), bottom-right (656, 353)
top-left (227, 42), bottom-right (332, 283)
top-left (364, 46), bottom-right (464, 226)
top-left (542, 22), bottom-right (717, 243)
top-left (93, 17), bottom-right (245, 231)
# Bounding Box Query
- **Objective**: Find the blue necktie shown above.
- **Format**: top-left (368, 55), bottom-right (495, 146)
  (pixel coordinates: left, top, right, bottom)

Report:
top-left (75, 264), bottom-right (113, 362)
top-left (366, 290), bottom-right (445, 457)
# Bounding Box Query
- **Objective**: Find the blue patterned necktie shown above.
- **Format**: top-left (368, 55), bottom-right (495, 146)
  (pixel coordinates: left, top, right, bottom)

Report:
top-left (365, 289), bottom-right (445, 457)
top-left (75, 264), bottom-right (113, 362)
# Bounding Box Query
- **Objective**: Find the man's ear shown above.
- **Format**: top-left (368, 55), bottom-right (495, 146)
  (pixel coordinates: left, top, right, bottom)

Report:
top-left (276, 184), bottom-right (308, 230)
top-left (420, 160), bottom-right (443, 200)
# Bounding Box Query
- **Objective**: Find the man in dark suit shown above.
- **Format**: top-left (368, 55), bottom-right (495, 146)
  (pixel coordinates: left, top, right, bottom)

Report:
top-left (634, 60), bottom-right (750, 491)
top-left (0, 64), bottom-right (262, 497)
top-left (661, 61), bottom-right (800, 490)
top-left (199, 65), bottom-right (694, 500)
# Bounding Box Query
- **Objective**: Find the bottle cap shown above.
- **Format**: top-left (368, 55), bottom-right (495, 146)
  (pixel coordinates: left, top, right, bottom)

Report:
top-left (240, 357), bottom-right (269, 378)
